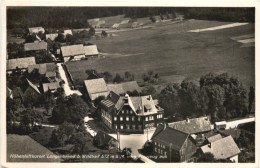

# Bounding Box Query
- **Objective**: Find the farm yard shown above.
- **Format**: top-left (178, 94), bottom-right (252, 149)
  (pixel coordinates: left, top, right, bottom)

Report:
top-left (66, 19), bottom-right (255, 90)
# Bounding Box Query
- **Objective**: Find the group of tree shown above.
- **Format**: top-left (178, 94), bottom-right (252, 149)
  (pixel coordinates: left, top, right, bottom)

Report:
top-left (196, 153), bottom-right (232, 162)
top-left (7, 42), bottom-right (25, 59)
top-left (142, 70), bottom-right (160, 84)
top-left (157, 73), bottom-right (254, 122)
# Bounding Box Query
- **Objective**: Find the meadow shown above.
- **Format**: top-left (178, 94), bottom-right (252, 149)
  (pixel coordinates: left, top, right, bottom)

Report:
top-left (66, 19), bottom-right (255, 90)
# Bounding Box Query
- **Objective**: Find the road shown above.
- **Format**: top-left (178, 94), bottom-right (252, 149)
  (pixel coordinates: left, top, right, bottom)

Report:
top-left (226, 117), bottom-right (255, 129)
top-left (57, 63), bottom-right (82, 96)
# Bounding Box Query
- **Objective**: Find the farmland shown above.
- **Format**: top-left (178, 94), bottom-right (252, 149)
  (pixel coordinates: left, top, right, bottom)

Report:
top-left (66, 19), bottom-right (255, 90)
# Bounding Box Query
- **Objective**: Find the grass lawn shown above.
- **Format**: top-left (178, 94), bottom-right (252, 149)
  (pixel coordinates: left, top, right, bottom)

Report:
top-left (66, 19), bottom-right (254, 91)
top-left (29, 127), bottom-right (56, 146)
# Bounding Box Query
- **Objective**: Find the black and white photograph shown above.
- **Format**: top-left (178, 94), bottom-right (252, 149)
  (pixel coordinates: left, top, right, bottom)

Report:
top-left (1, 1), bottom-right (258, 167)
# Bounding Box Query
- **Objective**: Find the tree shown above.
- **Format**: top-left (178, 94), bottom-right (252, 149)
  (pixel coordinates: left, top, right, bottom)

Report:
top-left (124, 71), bottom-right (134, 81)
top-left (55, 33), bottom-right (65, 42)
top-left (88, 26), bottom-right (95, 37)
top-left (140, 141), bottom-right (153, 155)
top-left (39, 90), bottom-right (56, 115)
top-left (149, 16), bottom-right (156, 23)
top-left (248, 86), bottom-right (255, 113)
top-left (113, 73), bottom-right (124, 83)
top-left (101, 30), bottom-right (108, 38)
top-left (19, 108), bottom-right (37, 134)
top-left (71, 132), bottom-right (89, 156)
top-left (122, 147), bottom-right (132, 160)
top-left (197, 153), bottom-right (216, 162)
top-left (102, 71), bottom-right (113, 83)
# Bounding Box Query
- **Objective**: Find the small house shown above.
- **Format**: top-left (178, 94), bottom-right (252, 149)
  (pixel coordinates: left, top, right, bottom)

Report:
top-left (28, 27), bottom-right (45, 35)
top-left (107, 81), bottom-right (141, 95)
top-left (93, 130), bottom-right (118, 150)
top-left (46, 33), bottom-right (58, 41)
top-left (84, 78), bottom-right (109, 101)
top-left (200, 135), bottom-right (240, 162)
top-left (42, 82), bottom-right (60, 93)
top-left (24, 41), bottom-right (48, 53)
top-left (83, 45), bottom-right (99, 58)
top-left (151, 124), bottom-right (197, 162)
top-left (7, 57), bottom-right (36, 73)
top-left (61, 44), bottom-right (85, 62)
top-left (20, 79), bottom-right (41, 99)
top-left (63, 30), bottom-right (73, 37)
top-left (214, 121), bottom-right (227, 130)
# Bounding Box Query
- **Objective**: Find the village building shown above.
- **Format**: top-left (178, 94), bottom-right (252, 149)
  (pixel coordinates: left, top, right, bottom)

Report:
top-left (151, 124), bottom-right (197, 162)
top-left (106, 81), bottom-right (141, 95)
top-left (205, 134), bottom-right (223, 143)
top-left (218, 129), bottom-right (241, 141)
top-left (24, 41), bottom-right (48, 53)
top-left (84, 78), bottom-right (109, 101)
top-left (200, 135), bottom-right (240, 162)
top-left (19, 79), bottom-right (41, 99)
top-left (168, 117), bottom-right (212, 145)
top-left (61, 44), bottom-right (85, 62)
top-left (42, 82), bottom-right (60, 93)
top-left (99, 92), bottom-right (164, 133)
top-left (46, 33), bottom-right (58, 41)
top-left (28, 27), bottom-right (45, 35)
top-left (7, 57), bottom-right (36, 73)
top-left (214, 121), bottom-right (227, 130)
top-left (112, 23), bottom-right (120, 29)
top-left (93, 130), bottom-right (119, 150)
top-left (11, 87), bottom-right (24, 102)
top-left (63, 30), bottom-right (73, 37)
top-left (84, 45), bottom-right (99, 58)
top-left (28, 63), bottom-right (56, 75)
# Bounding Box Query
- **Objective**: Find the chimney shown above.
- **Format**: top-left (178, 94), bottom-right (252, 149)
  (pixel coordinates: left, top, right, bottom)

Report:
top-left (208, 142), bottom-right (212, 148)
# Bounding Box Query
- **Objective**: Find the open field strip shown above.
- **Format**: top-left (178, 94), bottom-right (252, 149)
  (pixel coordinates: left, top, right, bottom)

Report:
top-left (237, 38), bottom-right (255, 44)
top-left (188, 22), bottom-right (248, 32)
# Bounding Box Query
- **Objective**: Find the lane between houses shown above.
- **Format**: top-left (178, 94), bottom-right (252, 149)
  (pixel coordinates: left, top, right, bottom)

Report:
top-left (225, 117), bottom-right (255, 129)
top-left (57, 63), bottom-right (82, 96)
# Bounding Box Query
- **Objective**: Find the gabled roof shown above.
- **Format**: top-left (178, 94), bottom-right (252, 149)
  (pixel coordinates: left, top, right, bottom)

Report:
top-left (100, 91), bottom-right (124, 110)
top-left (7, 57), bottom-right (36, 70)
top-left (28, 63), bottom-right (56, 75)
top-left (61, 44), bottom-right (85, 57)
top-left (95, 130), bottom-right (117, 147)
top-left (107, 81), bottom-right (141, 95)
top-left (42, 82), bottom-right (60, 93)
top-left (26, 79), bottom-right (41, 94)
top-left (84, 78), bottom-right (109, 100)
top-left (84, 45), bottom-right (99, 56)
top-left (46, 71), bottom-right (56, 78)
top-left (24, 42), bottom-right (47, 51)
top-left (207, 134), bottom-right (222, 143)
top-left (168, 117), bottom-right (211, 134)
top-left (28, 27), bottom-right (45, 34)
top-left (152, 126), bottom-right (190, 151)
top-left (46, 33), bottom-right (58, 41)
top-left (201, 136), bottom-right (240, 159)
top-left (63, 30), bottom-right (73, 36)
top-left (219, 129), bottom-right (241, 140)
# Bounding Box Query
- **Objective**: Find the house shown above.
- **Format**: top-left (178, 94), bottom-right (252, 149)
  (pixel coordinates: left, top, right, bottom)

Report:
top-left (61, 44), bottom-right (85, 62)
top-left (151, 124), bottom-right (197, 162)
top-left (63, 30), bottom-right (73, 37)
top-left (7, 57), bottom-right (36, 73)
top-left (218, 129), bottom-right (241, 141)
top-left (84, 78), bottom-right (109, 101)
top-left (28, 27), bottom-right (45, 35)
top-left (17, 79), bottom-right (41, 101)
top-left (107, 81), bottom-right (141, 95)
top-left (83, 45), bottom-right (99, 58)
top-left (214, 121), bottom-right (227, 130)
top-left (42, 82), bottom-right (60, 93)
top-left (93, 130), bottom-right (119, 150)
top-left (24, 41), bottom-right (48, 52)
top-left (206, 134), bottom-right (223, 143)
top-left (99, 92), bottom-right (164, 133)
top-left (28, 63), bottom-right (57, 75)
top-left (112, 23), bottom-right (120, 29)
top-left (46, 33), bottom-right (58, 41)
top-left (200, 136), bottom-right (240, 162)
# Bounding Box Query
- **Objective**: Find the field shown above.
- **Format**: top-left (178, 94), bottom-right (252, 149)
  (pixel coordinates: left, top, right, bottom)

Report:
top-left (66, 19), bottom-right (255, 90)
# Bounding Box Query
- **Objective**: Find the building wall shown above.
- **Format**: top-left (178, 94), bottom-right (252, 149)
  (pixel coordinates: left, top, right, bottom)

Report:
top-left (90, 92), bottom-right (109, 101)
top-left (179, 137), bottom-right (197, 162)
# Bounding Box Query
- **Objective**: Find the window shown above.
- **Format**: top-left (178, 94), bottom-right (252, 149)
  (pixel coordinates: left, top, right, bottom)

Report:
top-left (126, 109), bottom-right (129, 114)
top-left (120, 125), bottom-right (124, 129)
top-left (138, 117), bottom-right (141, 122)
top-left (145, 117), bottom-right (149, 121)
top-left (155, 147), bottom-right (157, 152)
top-left (138, 125), bottom-right (142, 130)
top-left (157, 114), bottom-right (162, 119)
top-left (158, 149), bottom-right (161, 153)
top-left (114, 125), bottom-right (117, 129)
top-left (126, 116), bottom-right (129, 121)
top-left (126, 124), bottom-right (130, 129)
top-left (130, 110), bottom-right (133, 114)
top-left (149, 116), bottom-right (154, 120)
top-left (120, 116), bottom-right (123, 121)
top-left (164, 152), bottom-right (167, 156)
top-left (132, 125), bottom-right (136, 130)
top-left (155, 142), bottom-right (157, 146)
top-left (122, 110), bottom-right (125, 114)
top-left (114, 117), bottom-right (117, 121)
top-left (132, 116), bottom-right (135, 121)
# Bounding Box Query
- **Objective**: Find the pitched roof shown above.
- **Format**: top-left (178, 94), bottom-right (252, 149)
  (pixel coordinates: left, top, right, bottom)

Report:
top-left (168, 117), bottom-right (211, 134)
top-left (84, 78), bottom-right (109, 100)
top-left (84, 45), bottom-right (99, 56)
top-left (7, 57), bottom-right (36, 70)
top-left (61, 44), bottom-right (85, 57)
top-left (219, 129), bottom-right (241, 140)
top-left (12, 87), bottom-right (23, 99)
top-left (7, 134), bottom-right (61, 162)
top-left (28, 27), bottom-right (45, 34)
top-left (100, 91), bottom-right (124, 110)
top-left (42, 82), bottom-right (60, 93)
top-left (46, 33), bottom-right (58, 41)
top-left (152, 126), bottom-right (190, 151)
top-left (201, 136), bottom-right (240, 159)
top-left (207, 134), bottom-right (222, 143)
top-left (95, 130), bottom-right (117, 146)
top-left (24, 42), bottom-right (47, 51)
top-left (26, 79), bottom-right (41, 94)
top-left (28, 63), bottom-right (56, 75)
top-left (63, 30), bottom-right (73, 36)
top-left (107, 81), bottom-right (141, 95)
top-left (46, 71), bottom-right (56, 78)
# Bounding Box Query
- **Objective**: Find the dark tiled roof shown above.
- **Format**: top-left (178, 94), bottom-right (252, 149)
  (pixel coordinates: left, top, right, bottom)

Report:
top-left (219, 129), bottom-right (241, 140)
top-left (201, 136), bottom-right (240, 159)
top-left (42, 82), bottom-right (60, 93)
top-left (207, 134), bottom-right (222, 143)
top-left (168, 117), bottom-right (211, 134)
top-left (152, 126), bottom-right (189, 151)
top-left (24, 42), bottom-right (47, 51)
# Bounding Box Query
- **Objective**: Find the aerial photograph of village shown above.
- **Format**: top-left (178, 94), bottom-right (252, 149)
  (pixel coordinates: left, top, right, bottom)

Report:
top-left (5, 7), bottom-right (255, 163)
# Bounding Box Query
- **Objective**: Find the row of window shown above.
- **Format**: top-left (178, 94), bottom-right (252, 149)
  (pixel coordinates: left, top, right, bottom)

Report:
top-left (114, 124), bottom-right (142, 130)
top-left (121, 109), bottom-right (133, 115)
top-left (157, 114), bottom-right (163, 119)
top-left (114, 116), bottom-right (141, 122)
top-left (154, 147), bottom-right (167, 155)
top-left (155, 142), bottom-right (166, 149)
